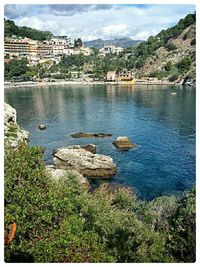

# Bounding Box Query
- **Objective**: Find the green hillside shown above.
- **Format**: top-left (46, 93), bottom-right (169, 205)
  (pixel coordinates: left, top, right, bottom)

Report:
top-left (4, 19), bottom-right (53, 41)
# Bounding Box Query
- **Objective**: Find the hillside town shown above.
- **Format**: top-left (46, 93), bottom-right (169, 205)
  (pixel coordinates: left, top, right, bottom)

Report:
top-left (4, 11), bottom-right (196, 87)
top-left (4, 36), bottom-right (124, 64)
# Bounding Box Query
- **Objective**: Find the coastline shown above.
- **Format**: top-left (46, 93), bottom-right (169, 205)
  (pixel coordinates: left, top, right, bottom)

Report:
top-left (4, 79), bottom-right (181, 89)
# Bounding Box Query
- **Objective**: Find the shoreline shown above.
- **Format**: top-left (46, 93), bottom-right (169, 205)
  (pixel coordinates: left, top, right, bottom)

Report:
top-left (4, 79), bottom-right (194, 89)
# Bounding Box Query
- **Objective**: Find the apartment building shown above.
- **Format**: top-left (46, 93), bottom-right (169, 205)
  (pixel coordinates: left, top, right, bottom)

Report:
top-left (99, 45), bottom-right (124, 56)
top-left (4, 37), bottom-right (30, 57)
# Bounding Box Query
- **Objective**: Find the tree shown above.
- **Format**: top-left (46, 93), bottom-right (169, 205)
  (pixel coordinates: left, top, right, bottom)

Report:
top-left (74, 38), bottom-right (83, 48)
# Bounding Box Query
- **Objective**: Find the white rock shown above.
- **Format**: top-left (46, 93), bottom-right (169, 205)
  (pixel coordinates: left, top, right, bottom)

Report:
top-left (53, 146), bottom-right (116, 178)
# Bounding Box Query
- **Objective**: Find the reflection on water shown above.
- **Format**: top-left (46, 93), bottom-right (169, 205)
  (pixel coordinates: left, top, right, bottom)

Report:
top-left (5, 84), bottom-right (196, 200)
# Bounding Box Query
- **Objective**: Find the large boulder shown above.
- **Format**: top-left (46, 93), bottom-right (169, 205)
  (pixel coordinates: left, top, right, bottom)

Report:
top-left (113, 136), bottom-right (137, 151)
top-left (4, 102), bottom-right (29, 148)
top-left (53, 145), bottom-right (117, 178)
top-left (45, 165), bottom-right (90, 190)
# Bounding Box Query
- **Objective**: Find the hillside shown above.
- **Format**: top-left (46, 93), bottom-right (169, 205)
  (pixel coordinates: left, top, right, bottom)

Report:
top-left (83, 38), bottom-right (142, 48)
top-left (4, 19), bottom-right (53, 41)
top-left (133, 13), bottom-right (196, 83)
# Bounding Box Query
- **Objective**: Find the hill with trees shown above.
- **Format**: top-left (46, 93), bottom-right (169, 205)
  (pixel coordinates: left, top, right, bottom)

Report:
top-left (4, 12), bottom-right (196, 84)
top-left (4, 19), bottom-right (53, 41)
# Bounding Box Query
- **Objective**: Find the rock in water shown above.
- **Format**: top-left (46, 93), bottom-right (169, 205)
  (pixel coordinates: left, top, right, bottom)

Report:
top-left (38, 124), bottom-right (47, 130)
top-left (113, 136), bottom-right (137, 151)
top-left (71, 132), bottom-right (112, 138)
top-left (53, 146), bottom-right (116, 178)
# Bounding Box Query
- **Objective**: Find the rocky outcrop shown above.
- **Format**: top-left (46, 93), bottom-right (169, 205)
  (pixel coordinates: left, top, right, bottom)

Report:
top-left (45, 165), bottom-right (90, 189)
top-left (4, 102), bottom-right (29, 148)
top-left (113, 136), bottom-right (137, 151)
top-left (53, 145), bottom-right (116, 178)
top-left (71, 132), bottom-right (112, 138)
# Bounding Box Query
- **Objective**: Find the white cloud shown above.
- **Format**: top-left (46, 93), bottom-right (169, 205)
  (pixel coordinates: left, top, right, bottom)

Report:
top-left (10, 4), bottom-right (195, 41)
top-left (102, 24), bottom-right (130, 36)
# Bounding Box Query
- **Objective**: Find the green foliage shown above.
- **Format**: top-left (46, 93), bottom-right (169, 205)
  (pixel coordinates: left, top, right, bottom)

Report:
top-left (4, 58), bottom-right (29, 80)
top-left (4, 19), bottom-right (53, 41)
top-left (176, 56), bottom-right (192, 73)
top-left (4, 143), bottom-right (195, 262)
top-left (191, 39), bottom-right (196, 46)
top-left (165, 61), bottom-right (173, 72)
top-left (167, 188), bottom-right (196, 262)
top-left (165, 43), bottom-right (177, 51)
top-left (74, 38), bottom-right (83, 48)
top-left (169, 73), bottom-right (179, 82)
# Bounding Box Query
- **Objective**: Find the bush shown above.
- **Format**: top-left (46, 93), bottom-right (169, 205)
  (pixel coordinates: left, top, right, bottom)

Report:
top-left (165, 43), bottom-right (177, 51)
top-left (191, 39), bottom-right (196, 46)
top-left (167, 189), bottom-right (196, 262)
top-left (176, 56), bottom-right (192, 73)
top-left (169, 73), bottom-right (179, 82)
top-left (4, 143), bottom-right (196, 263)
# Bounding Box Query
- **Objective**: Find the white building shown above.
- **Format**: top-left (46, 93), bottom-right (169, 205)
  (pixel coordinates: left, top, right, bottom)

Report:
top-left (99, 45), bottom-right (124, 56)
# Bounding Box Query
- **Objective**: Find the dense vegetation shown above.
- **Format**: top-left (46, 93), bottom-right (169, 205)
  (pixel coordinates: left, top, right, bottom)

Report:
top-left (5, 143), bottom-right (195, 263)
top-left (4, 19), bottom-right (53, 41)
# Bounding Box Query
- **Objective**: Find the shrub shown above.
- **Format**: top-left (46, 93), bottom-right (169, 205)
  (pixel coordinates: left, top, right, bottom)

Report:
top-left (191, 39), bottom-right (196, 46)
top-left (4, 143), bottom-right (196, 263)
top-left (167, 188), bottom-right (196, 262)
top-left (165, 43), bottom-right (177, 51)
top-left (169, 73), bottom-right (179, 82)
top-left (176, 56), bottom-right (192, 73)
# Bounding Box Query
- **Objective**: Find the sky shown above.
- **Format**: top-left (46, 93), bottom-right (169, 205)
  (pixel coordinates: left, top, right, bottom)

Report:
top-left (4, 4), bottom-right (196, 41)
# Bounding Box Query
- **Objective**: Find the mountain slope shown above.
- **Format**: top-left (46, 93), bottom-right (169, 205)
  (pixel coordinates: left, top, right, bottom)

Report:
top-left (84, 38), bottom-right (142, 49)
top-left (134, 13), bottom-right (196, 83)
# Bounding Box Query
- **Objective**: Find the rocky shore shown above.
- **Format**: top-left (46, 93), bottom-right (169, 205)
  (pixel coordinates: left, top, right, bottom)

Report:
top-left (4, 102), bottom-right (29, 148)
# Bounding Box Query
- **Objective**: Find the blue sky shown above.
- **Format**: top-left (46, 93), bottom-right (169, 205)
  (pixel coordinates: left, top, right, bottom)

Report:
top-left (4, 4), bottom-right (196, 41)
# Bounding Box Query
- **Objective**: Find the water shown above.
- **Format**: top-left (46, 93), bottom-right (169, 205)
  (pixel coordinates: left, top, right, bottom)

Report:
top-left (5, 84), bottom-right (196, 200)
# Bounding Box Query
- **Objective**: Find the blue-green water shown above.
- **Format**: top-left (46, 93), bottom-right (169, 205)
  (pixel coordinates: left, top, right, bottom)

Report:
top-left (5, 84), bottom-right (196, 200)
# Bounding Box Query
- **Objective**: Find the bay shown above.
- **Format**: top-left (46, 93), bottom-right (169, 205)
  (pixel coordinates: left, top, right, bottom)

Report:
top-left (5, 84), bottom-right (196, 200)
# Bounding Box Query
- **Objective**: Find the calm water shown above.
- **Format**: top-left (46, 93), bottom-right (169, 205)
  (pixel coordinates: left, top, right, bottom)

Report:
top-left (5, 84), bottom-right (196, 200)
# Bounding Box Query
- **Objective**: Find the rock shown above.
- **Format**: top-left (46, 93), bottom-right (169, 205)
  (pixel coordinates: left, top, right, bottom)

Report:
top-left (4, 102), bottom-right (17, 125)
top-left (113, 136), bottom-right (137, 151)
top-left (71, 132), bottom-right (112, 138)
top-left (38, 124), bottom-right (47, 130)
top-left (53, 146), bottom-right (117, 178)
top-left (81, 144), bottom-right (96, 154)
top-left (4, 102), bottom-right (29, 148)
top-left (45, 165), bottom-right (90, 190)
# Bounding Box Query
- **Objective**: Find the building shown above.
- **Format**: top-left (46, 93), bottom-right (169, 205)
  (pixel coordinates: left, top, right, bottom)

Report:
top-left (106, 71), bottom-right (116, 81)
top-left (117, 71), bottom-right (134, 81)
top-left (99, 45), bottom-right (124, 56)
top-left (28, 39), bottom-right (38, 56)
top-left (106, 70), bottom-right (135, 82)
top-left (37, 42), bottom-right (53, 58)
top-left (73, 46), bottom-right (92, 56)
top-left (4, 37), bottom-right (30, 57)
